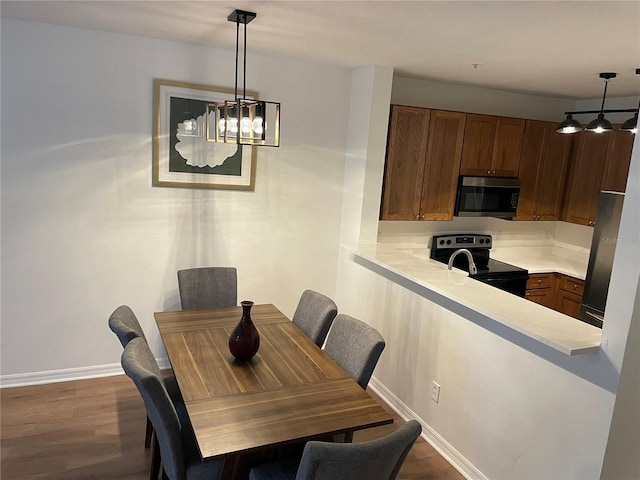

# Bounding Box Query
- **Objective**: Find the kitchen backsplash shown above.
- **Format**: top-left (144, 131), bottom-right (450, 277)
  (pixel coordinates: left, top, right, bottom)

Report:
top-left (378, 218), bottom-right (592, 252)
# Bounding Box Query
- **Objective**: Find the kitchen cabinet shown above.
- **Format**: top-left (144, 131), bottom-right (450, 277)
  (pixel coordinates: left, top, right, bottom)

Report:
top-left (381, 106), bottom-right (465, 221)
top-left (561, 131), bottom-right (610, 226)
top-left (525, 273), bottom-right (555, 308)
top-left (601, 127), bottom-right (635, 193)
top-left (460, 114), bottom-right (525, 177)
top-left (514, 120), bottom-right (572, 221)
top-left (380, 106), bottom-right (430, 220)
top-left (525, 273), bottom-right (584, 319)
top-left (555, 274), bottom-right (584, 318)
top-left (419, 110), bottom-right (466, 220)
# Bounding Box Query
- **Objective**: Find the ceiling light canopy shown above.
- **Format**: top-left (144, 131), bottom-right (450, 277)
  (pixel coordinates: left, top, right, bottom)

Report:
top-left (206, 9), bottom-right (280, 147)
top-left (556, 71), bottom-right (639, 135)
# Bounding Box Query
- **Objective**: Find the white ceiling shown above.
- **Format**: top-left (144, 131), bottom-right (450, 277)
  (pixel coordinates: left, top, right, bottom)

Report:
top-left (2, 0), bottom-right (640, 99)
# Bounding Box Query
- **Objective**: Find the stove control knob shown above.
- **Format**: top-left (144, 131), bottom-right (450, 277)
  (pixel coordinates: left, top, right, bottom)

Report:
top-left (479, 239), bottom-right (484, 244)
top-left (486, 239), bottom-right (491, 245)
top-left (446, 240), bottom-right (451, 245)
top-left (439, 240), bottom-right (444, 245)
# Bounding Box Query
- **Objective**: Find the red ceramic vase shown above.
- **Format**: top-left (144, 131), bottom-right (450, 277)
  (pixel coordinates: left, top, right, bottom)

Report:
top-left (229, 301), bottom-right (260, 361)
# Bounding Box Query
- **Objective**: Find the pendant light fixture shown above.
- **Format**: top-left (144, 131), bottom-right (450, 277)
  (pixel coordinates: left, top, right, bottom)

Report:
top-left (584, 73), bottom-right (615, 133)
top-left (620, 68), bottom-right (640, 134)
top-left (206, 9), bottom-right (280, 147)
top-left (556, 114), bottom-right (583, 134)
top-left (556, 71), bottom-right (639, 135)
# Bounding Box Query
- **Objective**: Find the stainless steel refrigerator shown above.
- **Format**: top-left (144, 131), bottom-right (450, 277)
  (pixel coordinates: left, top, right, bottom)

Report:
top-left (579, 191), bottom-right (625, 328)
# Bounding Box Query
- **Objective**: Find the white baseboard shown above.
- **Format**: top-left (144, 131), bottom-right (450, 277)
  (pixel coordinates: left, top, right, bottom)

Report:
top-left (369, 376), bottom-right (488, 480)
top-left (0, 357), bottom-right (171, 388)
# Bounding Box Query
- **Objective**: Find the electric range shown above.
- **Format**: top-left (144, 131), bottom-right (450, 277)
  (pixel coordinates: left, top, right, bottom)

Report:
top-left (430, 234), bottom-right (529, 297)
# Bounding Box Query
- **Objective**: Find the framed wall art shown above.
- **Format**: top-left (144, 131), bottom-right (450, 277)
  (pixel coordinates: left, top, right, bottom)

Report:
top-left (153, 79), bottom-right (257, 190)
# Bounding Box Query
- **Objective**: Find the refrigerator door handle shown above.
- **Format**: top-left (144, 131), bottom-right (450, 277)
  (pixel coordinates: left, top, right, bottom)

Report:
top-left (585, 310), bottom-right (605, 323)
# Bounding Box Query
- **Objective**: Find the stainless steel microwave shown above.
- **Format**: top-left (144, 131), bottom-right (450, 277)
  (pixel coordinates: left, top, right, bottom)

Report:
top-left (454, 176), bottom-right (520, 218)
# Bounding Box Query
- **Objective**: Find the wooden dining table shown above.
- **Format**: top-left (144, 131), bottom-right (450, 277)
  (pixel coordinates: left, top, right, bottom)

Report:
top-left (155, 303), bottom-right (393, 479)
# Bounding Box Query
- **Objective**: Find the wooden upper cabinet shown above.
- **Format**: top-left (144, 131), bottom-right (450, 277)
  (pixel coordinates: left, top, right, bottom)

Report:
top-left (601, 127), bottom-right (635, 192)
top-left (460, 114), bottom-right (524, 177)
top-left (562, 131), bottom-right (610, 226)
top-left (459, 114), bottom-right (496, 176)
top-left (381, 106), bottom-right (465, 221)
top-left (514, 120), bottom-right (571, 221)
top-left (420, 111), bottom-right (466, 220)
top-left (493, 117), bottom-right (526, 176)
top-left (536, 125), bottom-right (572, 220)
top-left (380, 106), bottom-right (430, 220)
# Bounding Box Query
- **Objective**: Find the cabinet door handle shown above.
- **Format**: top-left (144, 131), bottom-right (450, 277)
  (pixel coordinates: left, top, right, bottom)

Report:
top-left (487, 170), bottom-right (491, 175)
top-left (526, 292), bottom-right (530, 296)
top-left (415, 215), bottom-right (420, 220)
top-left (537, 279), bottom-right (542, 285)
top-left (573, 284), bottom-right (578, 290)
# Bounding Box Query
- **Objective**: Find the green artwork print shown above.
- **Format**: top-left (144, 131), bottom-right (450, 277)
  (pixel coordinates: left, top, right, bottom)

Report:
top-left (169, 97), bottom-right (242, 176)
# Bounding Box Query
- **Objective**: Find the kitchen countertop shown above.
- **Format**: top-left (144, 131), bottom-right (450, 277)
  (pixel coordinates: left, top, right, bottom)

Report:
top-left (352, 243), bottom-right (600, 356)
top-left (490, 245), bottom-right (589, 279)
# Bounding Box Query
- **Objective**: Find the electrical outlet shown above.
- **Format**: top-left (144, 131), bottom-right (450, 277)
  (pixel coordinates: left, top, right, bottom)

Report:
top-left (431, 381), bottom-right (441, 403)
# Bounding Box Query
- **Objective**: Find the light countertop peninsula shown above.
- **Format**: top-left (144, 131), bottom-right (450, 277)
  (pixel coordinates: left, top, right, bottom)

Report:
top-left (352, 243), bottom-right (600, 356)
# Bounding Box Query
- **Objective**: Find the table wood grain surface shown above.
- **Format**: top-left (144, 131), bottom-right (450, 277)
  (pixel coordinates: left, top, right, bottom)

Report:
top-left (155, 304), bottom-right (393, 464)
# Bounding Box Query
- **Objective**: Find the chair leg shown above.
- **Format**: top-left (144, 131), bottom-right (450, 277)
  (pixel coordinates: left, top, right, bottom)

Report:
top-left (150, 432), bottom-right (161, 480)
top-left (145, 415), bottom-right (153, 448)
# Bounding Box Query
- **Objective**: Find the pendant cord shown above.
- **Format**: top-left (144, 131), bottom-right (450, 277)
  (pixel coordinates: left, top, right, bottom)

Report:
top-left (234, 16), bottom-right (239, 100)
top-left (243, 17), bottom-right (247, 100)
top-left (600, 79), bottom-right (609, 113)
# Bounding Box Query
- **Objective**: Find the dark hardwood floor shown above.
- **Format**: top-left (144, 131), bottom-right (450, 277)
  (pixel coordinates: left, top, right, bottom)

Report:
top-left (1, 374), bottom-right (464, 479)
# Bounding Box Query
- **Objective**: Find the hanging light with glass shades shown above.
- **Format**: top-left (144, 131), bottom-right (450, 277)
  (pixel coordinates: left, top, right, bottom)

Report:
top-left (556, 71), bottom-right (639, 135)
top-left (206, 9), bottom-right (280, 147)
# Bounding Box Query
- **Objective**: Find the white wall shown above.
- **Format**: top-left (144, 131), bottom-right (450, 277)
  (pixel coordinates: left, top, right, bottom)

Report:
top-left (391, 75), bottom-right (576, 120)
top-left (0, 19), bottom-right (352, 378)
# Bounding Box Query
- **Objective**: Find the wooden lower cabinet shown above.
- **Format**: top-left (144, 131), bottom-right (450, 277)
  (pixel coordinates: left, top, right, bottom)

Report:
top-left (525, 273), bottom-right (585, 319)
top-left (525, 273), bottom-right (556, 308)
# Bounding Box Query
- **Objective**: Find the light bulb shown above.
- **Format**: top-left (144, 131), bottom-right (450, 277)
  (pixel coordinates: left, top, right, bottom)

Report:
top-left (593, 126), bottom-right (605, 134)
top-left (631, 127), bottom-right (638, 134)
top-left (240, 116), bottom-right (252, 134)
top-left (218, 118), bottom-right (226, 134)
top-left (228, 117), bottom-right (238, 134)
top-left (252, 116), bottom-right (264, 134)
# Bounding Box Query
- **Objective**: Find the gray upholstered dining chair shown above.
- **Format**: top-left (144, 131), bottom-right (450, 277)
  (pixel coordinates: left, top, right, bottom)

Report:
top-left (323, 314), bottom-right (385, 390)
top-left (108, 304), bottom-right (156, 449)
top-left (108, 304), bottom-right (183, 457)
top-left (291, 290), bottom-right (338, 347)
top-left (323, 313), bottom-right (386, 443)
top-left (108, 304), bottom-right (147, 347)
top-left (248, 420), bottom-right (422, 480)
top-left (122, 337), bottom-right (224, 480)
top-left (177, 267), bottom-right (237, 310)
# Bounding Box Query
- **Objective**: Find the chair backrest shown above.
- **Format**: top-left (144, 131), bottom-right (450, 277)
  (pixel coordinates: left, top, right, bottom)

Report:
top-left (295, 420), bottom-right (422, 480)
top-left (323, 314), bottom-right (385, 389)
top-left (121, 338), bottom-right (185, 480)
top-left (108, 305), bottom-right (147, 347)
top-left (177, 267), bottom-right (237, 310)
top-left (292, 290), bottom-right (338, 347)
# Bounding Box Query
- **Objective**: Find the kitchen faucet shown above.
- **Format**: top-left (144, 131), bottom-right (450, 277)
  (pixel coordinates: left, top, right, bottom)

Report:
top-left (447, 248), bottom-right (478, 275)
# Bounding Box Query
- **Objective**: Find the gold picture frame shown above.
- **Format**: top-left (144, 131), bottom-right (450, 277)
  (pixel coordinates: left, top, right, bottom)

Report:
top-left (153, 79), bottom-right (257, 190)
